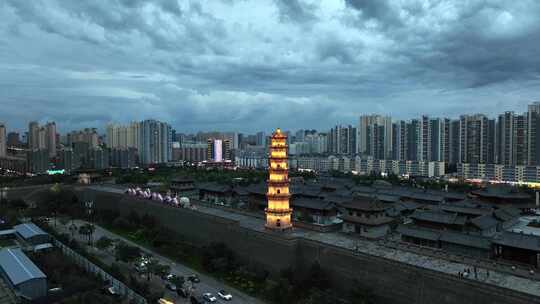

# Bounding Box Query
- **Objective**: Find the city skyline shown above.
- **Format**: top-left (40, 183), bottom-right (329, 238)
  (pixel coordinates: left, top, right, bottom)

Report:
top-left (1, 1), bottom-right (540, 132)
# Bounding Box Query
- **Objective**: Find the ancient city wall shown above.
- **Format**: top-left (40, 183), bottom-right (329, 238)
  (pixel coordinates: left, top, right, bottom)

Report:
top-left (6, 186), bottom-right (538, 304)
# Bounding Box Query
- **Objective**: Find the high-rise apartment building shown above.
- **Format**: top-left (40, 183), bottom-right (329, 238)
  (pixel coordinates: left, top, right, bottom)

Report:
top-left (7, 132), bottom-right (20, 148)
top-left (0, 123), bottom-right (6, 158)
top-left (406, 119), bottom-right (420, 161)
top-left (68, 128), bottom-right (99, 149)
top-left (139, 120), bottom-right (172, 165)
top-left (449, 120), bottom-right (460, 165)
top-left (527, 102), bottom-right (540, 165)
top-left (515, 113), bottom-right (527, 166)
top-left (497, 112), bottom-right (516, 166)
top-left (28, 121), bottom-right (39, 150)
top-left (207, 139), bottom-right (231, 162)
top-left (329, 125), bottom-right (356, 155)
top-left (459, 114), bottom-right (490, 164)
top-left (418, 115), bottom-right (431, 161)
top-left (358, 115), bottom-right (392, 159)
top-left (45, 122), bottom-right (57, 158)
top-left (256, 131), bottom-right (266, 147)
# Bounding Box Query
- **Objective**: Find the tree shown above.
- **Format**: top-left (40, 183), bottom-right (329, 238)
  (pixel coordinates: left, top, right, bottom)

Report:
top-left (95, 236), bottom-right (113, 251)
top-left (349, 279), bottom-right (376, 304)
top-left (115, 242), bottom-right (141, 263)
top-left (78, 224), bottom-right (95, 245)
top-left (59, 217), bottom-right (70, 226)
top-left (127, 210), bottom-right (141, 227)
top-left (170, 275), bottom-right (185, 288)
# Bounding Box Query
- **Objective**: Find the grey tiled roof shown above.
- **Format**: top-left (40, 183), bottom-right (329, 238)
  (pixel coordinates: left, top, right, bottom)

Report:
top-left (397, 225), bottom-right (440, 241)
top-left (410, 210), bottom-right (467, 226)
top-left (492, 232), bottom-right (540, 251)
top-left (493, 207), bottom-right (521, 222)
top-left (291, 198), bottom-right (336, 211)
top-left (439, 231), bottom-right (491, 249)
top-left (470, 214), bottom-right (499, 230)
top-left (440, 205), bottom-right (492, 216)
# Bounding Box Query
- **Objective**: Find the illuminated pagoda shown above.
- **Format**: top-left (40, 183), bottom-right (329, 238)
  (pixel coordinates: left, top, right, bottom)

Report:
top-left (265, 128), bottom-right (293, 231)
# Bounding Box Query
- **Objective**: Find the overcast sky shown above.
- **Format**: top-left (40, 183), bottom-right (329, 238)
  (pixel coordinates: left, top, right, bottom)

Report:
top-left (1, 0), bottom-right (540, 133)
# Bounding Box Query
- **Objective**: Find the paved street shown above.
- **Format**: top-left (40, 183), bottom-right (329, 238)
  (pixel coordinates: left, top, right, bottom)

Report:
top-left (53, 219), bottom-right (266, 304)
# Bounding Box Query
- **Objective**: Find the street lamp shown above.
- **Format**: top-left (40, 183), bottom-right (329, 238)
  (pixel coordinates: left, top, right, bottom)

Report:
top-left (84, 201), bottom-right (95, 245)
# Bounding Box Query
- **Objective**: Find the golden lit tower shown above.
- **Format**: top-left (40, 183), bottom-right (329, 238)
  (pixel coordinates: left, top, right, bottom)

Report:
top-left (266, 128), bottom-right (293, 231)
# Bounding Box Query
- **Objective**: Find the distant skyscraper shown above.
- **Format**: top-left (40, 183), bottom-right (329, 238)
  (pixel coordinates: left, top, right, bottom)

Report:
top-left (295, 129), bottom-right (305, 143)
top-left (527, 102), bottom-right (540, 165)
top-left (207, 139), bottom-right (231, 161)
top-left (7, 132), bottom-right (20, 148)
top-left (68, 128), bottom-right (99, 149)
top-left (358, 115), bottom-right (392, 159)
top-left (459, 114), bottom-right (490, 164)
top-left (139, 120), bottom-right (172, 165)
top-left (37, 127), bottom-right (47, 150)
top-left (256, 132), bottom-right (266, 147)
top-left (28, 121), bottom-right (39, 150)
top-left (0, 123), bottom-right (6, 158)
top-left (497, 112), bottom-right (516, 166)
top-left (418, 115), bottom-right (431, 161)
top-left (449, 120), bottom-right (460, 165)
top-left (515, 113), bottom-right (527, 166)
top-left (329, 125), bottom-right (356, 155)
top-left (45, 122), bottom-right (57, 158)
top-left (406, 119), bottom-right (420, 161)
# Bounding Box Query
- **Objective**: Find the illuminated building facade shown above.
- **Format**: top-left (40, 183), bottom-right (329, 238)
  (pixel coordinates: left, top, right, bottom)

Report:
top-left (265, 128), bottom-right (293, 231)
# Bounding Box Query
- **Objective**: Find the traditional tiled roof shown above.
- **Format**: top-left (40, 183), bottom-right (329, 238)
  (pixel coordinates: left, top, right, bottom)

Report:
top-left (470, 214), bottom-right (499, 230)
top-left (439, 205), bottom-right (492, 217)
top-left (439, 231), bottom-right (491, 249)
top-left (493, 207), bottom-right (521, 222)
top-left (471, 187), bottom-right (531, 200)
top-left (397, 225), bottom-right (440, 241)
top-left (341, 214), bottom-right (393, 226)
top-left (198, 182), bottom-right (232, 193)
top-left (291, 198), bottom-right (336, 211)
top-left (410, 210), bottom-right (467, 226)
top-left (340, 197), bottom-right (388, 212)
top-left (492, 232), bottom-right (540, 251)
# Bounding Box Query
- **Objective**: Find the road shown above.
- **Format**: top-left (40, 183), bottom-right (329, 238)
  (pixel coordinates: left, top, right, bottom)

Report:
top-left (53, 219), bottom-right (266, 304)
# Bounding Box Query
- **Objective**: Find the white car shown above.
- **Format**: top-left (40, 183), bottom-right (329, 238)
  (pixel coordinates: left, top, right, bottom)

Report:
top-left (218, 290), bottom-right (232, 301)
top-left (203, 292), bottom-right (217, 302)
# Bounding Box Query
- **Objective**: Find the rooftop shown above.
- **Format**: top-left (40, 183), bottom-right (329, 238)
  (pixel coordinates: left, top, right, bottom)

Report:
top-left (340, 197), bottom-right (388, 212)
top-left (291, 198), bottom-right (336, 211)
top-left (410, 210), bottom-right (467, 226)
top-left (0, 248), bottom-right (46, 286)
top-left (13, 223), bottom-right (47, 240)
top-left (492, 232), bottom-right (540, 252)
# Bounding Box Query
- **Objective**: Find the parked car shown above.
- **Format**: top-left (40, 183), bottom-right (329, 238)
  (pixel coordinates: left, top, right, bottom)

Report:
top-left (104, 286), bottom-right (120, 297)
top-left (162, 273), bottom-right (178, 281)
top-left (202, 293), bottom-right (217, 302)
top-left (165, 282), bottom-right (177, 291)
top-left (218, 290), bottom-right (232, 301)
top-left (135, 263), bottom-right (147, 273)
top-left (187, 274), bottom-right (200, 283)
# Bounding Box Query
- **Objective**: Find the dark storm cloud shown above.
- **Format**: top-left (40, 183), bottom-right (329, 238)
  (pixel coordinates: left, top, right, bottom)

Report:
top-left (274, 0), bottom-right (318, 23)
top-left (1, 0), bottom-right (540, 133)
